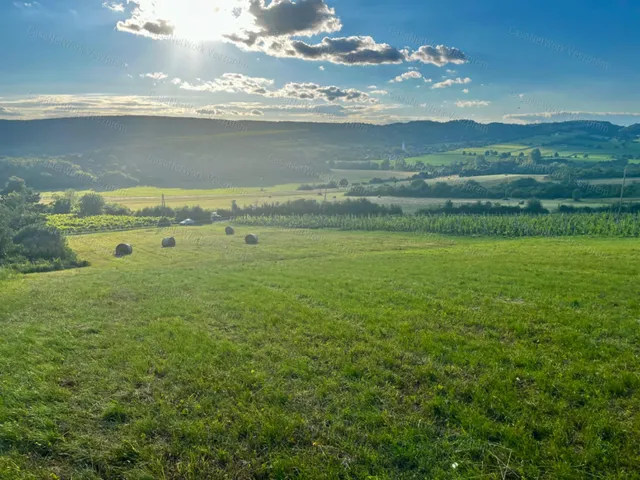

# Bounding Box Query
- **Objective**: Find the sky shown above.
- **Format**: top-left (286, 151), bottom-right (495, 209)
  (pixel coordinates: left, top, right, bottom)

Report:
top-left (1, 0), bottom-right (639, 125)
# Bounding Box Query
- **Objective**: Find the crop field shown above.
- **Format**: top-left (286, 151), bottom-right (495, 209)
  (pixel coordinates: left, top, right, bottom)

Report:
top-left (236, 213), bottom-right (640, 237)
top-left (41, 186), bottom-right (349, 211)
top-left (366, 196), bottom-right (609, 214)
top-left (1, 226), bottom-right (639, 478)
top-left (47, 214), bottom-right (163, 234)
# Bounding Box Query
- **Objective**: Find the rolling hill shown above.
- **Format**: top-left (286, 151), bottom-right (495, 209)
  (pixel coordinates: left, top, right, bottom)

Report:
top-left (0, 116), bottom-right (635, 190)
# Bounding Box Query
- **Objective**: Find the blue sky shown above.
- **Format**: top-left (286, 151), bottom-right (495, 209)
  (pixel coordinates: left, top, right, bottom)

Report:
top-left (1, 0), bottom-right (639, 125)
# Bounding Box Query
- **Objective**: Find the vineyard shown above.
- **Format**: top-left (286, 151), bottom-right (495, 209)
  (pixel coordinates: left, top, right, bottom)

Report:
top-left (235, 213), bottom-right (640, 237)
top-left (47, 214), bottom-right (164, 234)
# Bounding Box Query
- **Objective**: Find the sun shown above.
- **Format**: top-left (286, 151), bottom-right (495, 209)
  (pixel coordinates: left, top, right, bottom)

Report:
top-left (149, 0), bottom-right (256, 42)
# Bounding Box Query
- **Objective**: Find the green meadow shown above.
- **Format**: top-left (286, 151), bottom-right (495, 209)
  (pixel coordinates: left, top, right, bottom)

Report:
top-left (1, 226), bottom-right (639, 478)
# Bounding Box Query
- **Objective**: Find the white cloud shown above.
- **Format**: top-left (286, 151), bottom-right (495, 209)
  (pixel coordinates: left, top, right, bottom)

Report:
top-left (432, 77), bottom-right (472, 89)
top-left (140, 72), bottom-right (168, 80)
top-left (369, 90), bottom-right (388, 95)
top-left (106, 1), bottom-right (465, 67)
top-left (389, 70), bottom-right (423, 83)
top-left (408, 45), bottom-right (467, 66)
top-left (176, 73), bottom-right (274, 95)
top-left (0, 106), bottom-right (21, 117)
top-left (462, 88), bottom-right (469, 94)
top-left (319, 65), bottom-right (325, 71)
top-left (367, 85), bottom-right (377, 89)
top-left (503, 111), bottom-right (640, 125)
top-left (0, 94), bottom-right (210, 119)
top-left (13, 1), bottom-right (40, 9)
top-left (113, 0), bottom-right (341, 41)
top-left (102, 2), bottom-right (124, 12)
top-left (197, 104), bottom-right (264, 117)
top-left (455, 100), bottom-right (490, 107)
top-left (169, 73), bottom-right (377, 104)
top-left (273, 82), bottom-right (377, 103)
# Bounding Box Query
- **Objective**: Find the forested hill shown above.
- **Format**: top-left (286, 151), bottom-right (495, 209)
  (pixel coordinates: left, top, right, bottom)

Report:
top-left (0, 117), bottom-right (626, 156)
top-left (0, 116), bottom-right (634, 190)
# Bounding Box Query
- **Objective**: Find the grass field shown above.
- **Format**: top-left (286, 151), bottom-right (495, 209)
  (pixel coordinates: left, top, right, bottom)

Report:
top-left (41, 185), bottom-right (349, 211)
top-left (1, 226), bottom-right (639, 478)
top-left (329, 169), bottom-right (417, 183)
top-left (410, 137), bottom-right (640, 166)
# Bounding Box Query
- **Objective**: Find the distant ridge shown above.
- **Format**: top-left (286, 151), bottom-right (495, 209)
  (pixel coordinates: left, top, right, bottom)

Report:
top-left (0, 116), bottom-right (632, 189)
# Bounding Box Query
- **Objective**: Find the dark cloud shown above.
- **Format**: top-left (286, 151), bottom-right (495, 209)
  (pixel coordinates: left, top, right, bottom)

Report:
top-left (274, 82), bottom-right (376, 103)
top-left (108, 1), bottom-right (466, 68)
top-left (117, 18), bottom-right (175, 36)
top-left (248, 0), bottom-right (341, 36)
top-left (285, 36), bottom-right (406, 65)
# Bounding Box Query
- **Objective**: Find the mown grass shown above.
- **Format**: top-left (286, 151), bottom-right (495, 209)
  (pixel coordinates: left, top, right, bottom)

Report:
top-left (1, 227), bottom-right (639, 478)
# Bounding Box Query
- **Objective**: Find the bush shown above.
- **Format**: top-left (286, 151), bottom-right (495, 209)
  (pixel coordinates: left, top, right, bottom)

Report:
top-left (103, 203), bottom-right (132, 216)
top-left (76, 193), bottom-right (105, 217)
top-left (0, 181), bottom-right (85, 271)
top-left (12, 224), bottom-right (75, 262)
top-left (49, 190), bottom-right (77, 214)
top-left (135, 206), bottom-right (176, 218)
top-left (524, 198), bottom-right (548, 214)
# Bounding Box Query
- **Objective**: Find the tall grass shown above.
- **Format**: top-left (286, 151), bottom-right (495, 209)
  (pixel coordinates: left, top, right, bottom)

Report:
top-left (235, 213), bottom-right (640, 237)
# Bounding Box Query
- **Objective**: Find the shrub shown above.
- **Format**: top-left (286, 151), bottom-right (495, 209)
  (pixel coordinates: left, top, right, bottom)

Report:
top-left (76, 193), bottom-right (105, 217)
top-left (12, 224), bottom-right (75, 262)
top-left (103, 203), bottom-right (132, 216)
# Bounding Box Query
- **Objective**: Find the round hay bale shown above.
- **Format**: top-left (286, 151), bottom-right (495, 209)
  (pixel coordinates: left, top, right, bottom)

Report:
top-left (115, 243), bottom-right (133, 257)
top-left (245, 234), bottom-right (259, 245)
top-left (162, 237), bottom-right (176, 248)
top-left (225, 226), bottom-right (235, 236)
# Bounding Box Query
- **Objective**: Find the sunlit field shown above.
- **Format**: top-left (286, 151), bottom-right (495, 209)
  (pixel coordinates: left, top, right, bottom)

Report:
top-left (41, 185), bottom-right (350, 211)
top-left (0, 226), bottom-right (639, 478)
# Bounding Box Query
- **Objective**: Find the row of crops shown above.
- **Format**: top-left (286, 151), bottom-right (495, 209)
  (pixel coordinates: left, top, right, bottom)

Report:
top-left (47, 215), bottom-right (164, 234)
top-left (235, 213), bottom-right (640, 237)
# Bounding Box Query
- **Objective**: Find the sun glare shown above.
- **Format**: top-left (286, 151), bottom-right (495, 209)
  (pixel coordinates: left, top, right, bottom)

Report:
top-left (150, 0), bottom-right (255, 42)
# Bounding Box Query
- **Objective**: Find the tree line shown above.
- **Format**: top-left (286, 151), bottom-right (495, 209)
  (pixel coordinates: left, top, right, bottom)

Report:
top-left (347, 176), bottom-right (637, 200)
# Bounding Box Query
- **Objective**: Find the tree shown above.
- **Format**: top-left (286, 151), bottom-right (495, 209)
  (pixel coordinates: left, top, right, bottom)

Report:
top-left (50, 190), bottom-right (76, 214)
top-left (524, 198), bottom-right (547, 214)
top-left (76, 193), bottom-right (105, 217)
top-left (339, 178), bottom-right (349, 188)
top-left (572, 189), bottom-right (582, 202)
top-left (529, 148), bottom-right (542, 163)
top-left (380, 158), bottom-right (390, 170)
top-left (2, 176), bottom-right (27, 196)
top-left (554, 152), bottom-right (559, 158)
